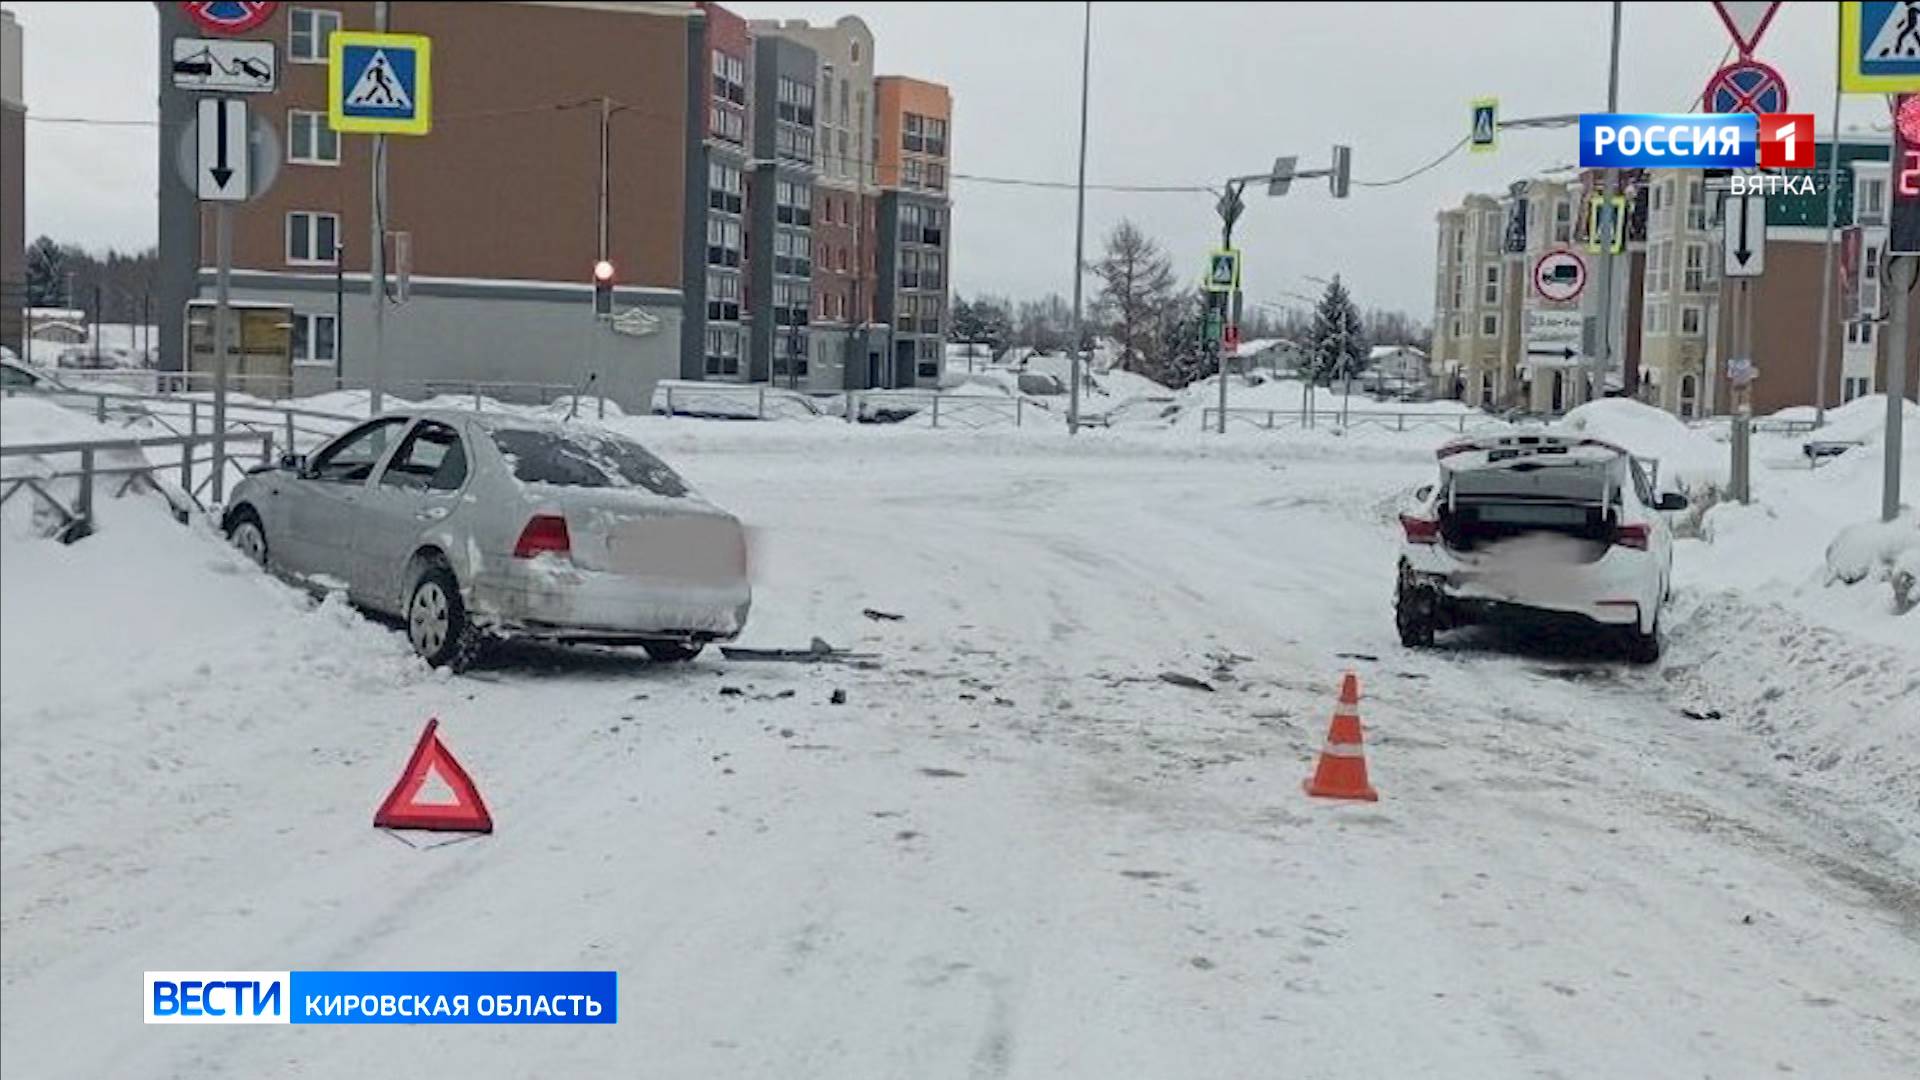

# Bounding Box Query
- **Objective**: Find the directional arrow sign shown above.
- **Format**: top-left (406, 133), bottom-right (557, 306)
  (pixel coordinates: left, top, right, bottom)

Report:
top-left (196, 98), bottom-right (249, 201)
top-left (1525, 345), bottom-right (1580, 361)
top-left (1724, 191), bottom-right (1765, 277)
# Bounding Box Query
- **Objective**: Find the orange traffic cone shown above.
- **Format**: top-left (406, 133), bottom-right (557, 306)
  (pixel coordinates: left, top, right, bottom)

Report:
top-left (1304, 672), bottom-right (1378, 801)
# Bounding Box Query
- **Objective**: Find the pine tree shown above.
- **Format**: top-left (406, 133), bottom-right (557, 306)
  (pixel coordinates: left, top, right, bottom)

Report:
top-left (1090, 220), bottom-right (1176, 373)
top-left (1306, 276), bottom-right (1366, 386)
top-left (1151, 289), bottom-right (1217, 389)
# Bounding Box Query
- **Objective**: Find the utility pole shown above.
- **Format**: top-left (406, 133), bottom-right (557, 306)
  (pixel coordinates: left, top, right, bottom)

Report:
top-left (334, 240), bottom-right (345, 385)
top-left (1885, 257), bottom-right (1912, 522)
top-left (1589, 0), bottom-right (1623, 406)
top-left (368, 0), bottom-right (390, 416)
top-left (211, 201), bottom-right (233, 503)
top-left (1067, 0), bottom-right (1091, 434)
top-left (1215, 182), bottom-right (1244, 435)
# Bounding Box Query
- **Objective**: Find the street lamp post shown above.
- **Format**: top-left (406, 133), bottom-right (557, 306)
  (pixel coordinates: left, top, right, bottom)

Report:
top-left (1067, 1), bottom-right (1091, 434)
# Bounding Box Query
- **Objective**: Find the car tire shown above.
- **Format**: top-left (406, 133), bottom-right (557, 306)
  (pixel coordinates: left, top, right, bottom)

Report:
top-left (226, 507), bottom-right (269, 569)
top-left (406, 558), bottom-right (481, 671)
top-left (1625, 615), bottom-right (1662, 665)
top-left (642, 641), bottom-right (704, 663)
top-left (1395, 580), bottom-right (1437, 648)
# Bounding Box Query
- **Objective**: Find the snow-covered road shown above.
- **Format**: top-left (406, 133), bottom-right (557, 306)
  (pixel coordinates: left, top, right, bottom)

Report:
top-left (4, 422), bottom-right (1916, 1078)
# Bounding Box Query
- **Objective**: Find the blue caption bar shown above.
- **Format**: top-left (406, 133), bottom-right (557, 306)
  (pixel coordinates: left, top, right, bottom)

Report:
top-left (289, 971), bottom-right (617, 1024)
top-left (1580, 113), bottom-right (1757, 168)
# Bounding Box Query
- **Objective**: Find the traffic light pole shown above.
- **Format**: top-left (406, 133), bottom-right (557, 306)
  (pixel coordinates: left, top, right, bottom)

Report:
top-left (368, 0), bottom-right (390, 417)
top-left (1884, 256), bottom-right (1912, 523)
top-left (1590, 0), bottom-right (1622, 407)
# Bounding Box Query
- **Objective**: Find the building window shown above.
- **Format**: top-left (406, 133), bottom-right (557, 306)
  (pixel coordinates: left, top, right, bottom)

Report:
top-left (705, 270), bottom-right (740, 322)
top-left (1859, 177), bottom-right (1887, 224)
top-left (1646, 241), bottom-right (1672, 294)
top-left (1685, 178), bottom-right (1707, 231)
top-left (289, 8), bottom-right (339, 64)
top-left (1678, 374), bottom-right (1698, 419)
top-left (926, 117), bottom-right (947, 157)
top-left (903, 112), bottom-right (925, 152)
top-left (776, 180), bottom-right (813, 227)
top-left (1646, 301), bottom-right (1670, 335)
top-left (773, 329), bottom-right (810, 377)
top-left (1480, 370), bottom-right (1494, 407)
top-left (1481, 263), bottom-right (1498, 304)
top-left (704, 326), bottom-right (741, 377)
top-left (291, 312), bottom-right (337, 362)
top-left (1843, 375), bottom-right (1872, 401)
top-left (1680, 305), bottom-right (1702, 336)
top-left (1450, 273), bottom-right (1463, 309)
top-left (1553, 200), bottom-right (1572, 244)
top-left (1480, 312), bottom-right (1498, 337)
top-left (1847, 320), bottom-right (1876, 346)
top-left (898, 204), bottom-right (944, 247)
top-left (709, 104), bottom-right (743, 144)
top-left (1451, 317), bottom-right (1462, 339)
top-left (288, 110), bottom-right (338, 165)
top-left (1863, 243), bottom-right (1883, 313)
top-left (1683, 242), bottom-right (1706, 292)
top-left (706, 216), bottom-right (741, 267)
top-left (713, 51), bottom-right (746, 106)
top-left (708, 161), bottom-right (743, 213)
top-left (774, 230), bottom-right (812, 277)
top-left (903, 158), bottom-right (924, 189)
top-left (286, 211), bottom-right (339, 265)
top-left (1452, 226), bottom-right (1466, 264)
top-left (777, 77), bottom-right (815, 127)
top-left (1480, 209), bottom-right (1500, 254)
top-left (850, 39), bottom-right (861, 64)
top-left (776, 124), bottom-right (815, 165)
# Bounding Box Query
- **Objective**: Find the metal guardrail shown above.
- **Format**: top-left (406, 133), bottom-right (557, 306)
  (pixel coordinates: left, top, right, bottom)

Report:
top-left (49, 368), bottom-right (605, 414)
top-left (1690, 415), bottom-right (1820, 437)
top-left (1202, 406), bottom-right (1512, 433)
top-left (652, 382), bottom-right (1055, 428)
top-left (0, 430), bottom-right (276, 542)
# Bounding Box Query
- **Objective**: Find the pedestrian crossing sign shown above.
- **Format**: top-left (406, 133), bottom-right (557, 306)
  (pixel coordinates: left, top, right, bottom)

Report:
top-left (1470, 98), bottom-right (1498, 153)
top-left (1841, 2), bottom-right (1920, 93)
top-left (329, 31), bottom-right (432, 135)
top-left (1204, 249), bottom-right (1241, 293)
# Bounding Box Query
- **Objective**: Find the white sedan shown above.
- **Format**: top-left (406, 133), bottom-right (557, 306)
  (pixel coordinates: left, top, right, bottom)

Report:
top-left (224, 410), bottom-right (752, 668)
top-left (1393, 432), bottom-right (1686, 662)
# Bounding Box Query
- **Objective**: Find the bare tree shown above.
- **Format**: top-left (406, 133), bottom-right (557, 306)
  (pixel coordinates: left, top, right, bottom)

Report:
top-left (1089, 220), bottom-right (1175, 372)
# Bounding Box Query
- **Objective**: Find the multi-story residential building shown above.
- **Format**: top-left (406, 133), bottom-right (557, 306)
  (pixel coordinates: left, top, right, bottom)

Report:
top-left (753, 17), bottom-right (878, 392)
top-left (1633, 168), bottom-right (1720, 417)
top-left (749, 33), bottom-right (818, 387)
top-left (873, 76), bottom-right (951, 389)
top-left (683, 1), bottom-right (753, 384)
top-left (2, 9), bottom-right (25, 357)
top-left (152, 1), bottom-right (953, 407)
top-left (1431, 193), bottom-right (1504, 407)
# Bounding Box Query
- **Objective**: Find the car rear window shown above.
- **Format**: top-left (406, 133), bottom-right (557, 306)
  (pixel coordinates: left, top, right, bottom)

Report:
top-left (1448, 459), bottom-right (1619, 503)
top-left (488, 427), bottom-right (690, 497)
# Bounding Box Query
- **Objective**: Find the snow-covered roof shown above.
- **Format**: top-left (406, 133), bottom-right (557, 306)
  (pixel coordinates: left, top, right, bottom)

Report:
top-left (1369, 345), bottom-right (1427, 360)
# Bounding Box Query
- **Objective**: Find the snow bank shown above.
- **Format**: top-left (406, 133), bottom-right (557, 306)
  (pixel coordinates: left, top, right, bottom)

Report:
top-left (0, 395), bottom-right (134, 446)
top-left (1824, 512), bottom-right (1920, 616)
top-left (1557, 398), bottom-right (1725, 493)
top-left (1803, 393), bottom-right (1920, 450)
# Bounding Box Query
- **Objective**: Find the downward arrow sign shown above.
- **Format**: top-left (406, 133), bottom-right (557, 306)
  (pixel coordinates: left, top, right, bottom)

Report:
top-left (210, 100), bottom-right (234, 189)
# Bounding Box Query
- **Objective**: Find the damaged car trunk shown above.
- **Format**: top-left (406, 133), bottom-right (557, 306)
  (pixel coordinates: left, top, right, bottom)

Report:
top-left (1437, 452), bottom-right (1623, 561)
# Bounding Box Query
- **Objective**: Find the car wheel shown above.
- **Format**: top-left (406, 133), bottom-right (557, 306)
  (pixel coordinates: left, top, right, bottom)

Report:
top-left (226, 507), bottom-right (268, 568)
top-left (642, 641), bottom-right (704, 663)
top-left (406, 559), bottom-right (480, 671)
top-left (1395, 580), bottom-right (1437, 648)
top-left (1625, 615), bottom-right (1662, 665)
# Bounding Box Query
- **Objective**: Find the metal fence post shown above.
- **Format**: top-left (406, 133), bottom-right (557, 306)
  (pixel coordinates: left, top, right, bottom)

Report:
top-left (474, 385), bottom-right (483, 412)
top-left (1267, 410), bottom-right (1275, 430)
top-left (189, 401), bottom-right (199, 438)
top-left (932, 395), bottom-right (940, 428)
top-left (1398, 413), bottom-right (1405, 432)
top-left (1016, 397), bottom-right (1023, 428)
top-left (757, 386), bottom-right (766, 420)
top-left (597, 392), bottom-right (606, 420)
top-left (95, 394), bottom-right (107, 423)
top-left (77, 448), bottom-right (94, 526)
top-left (181, 441), bottom-right (193, 493)
top-left (284, 412), bottom-right (296, 457)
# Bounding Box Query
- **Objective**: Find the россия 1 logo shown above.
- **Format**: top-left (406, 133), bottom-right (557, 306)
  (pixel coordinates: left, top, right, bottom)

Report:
top-left (1580, 113), bottom-right (1815, 170)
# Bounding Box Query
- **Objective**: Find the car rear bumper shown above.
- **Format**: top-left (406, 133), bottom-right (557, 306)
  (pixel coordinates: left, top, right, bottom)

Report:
top-left (469, 561), bottom-right (751, 642)
top-left (1400, 557), bottom-right (1650, 630)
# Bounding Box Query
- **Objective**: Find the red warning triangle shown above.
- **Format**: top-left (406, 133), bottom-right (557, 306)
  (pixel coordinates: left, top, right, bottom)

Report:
top-left (374, 718), bottom-right (493, 833)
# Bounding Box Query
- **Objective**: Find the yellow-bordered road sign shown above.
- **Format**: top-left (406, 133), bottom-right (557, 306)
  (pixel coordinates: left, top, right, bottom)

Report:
top-left (329, 31), bottom-right (432, 135)
top-left (1586, 194), bottom-right (1627, 255)
top-left (1204, 249), bottom-right (1241, 293)
top-left (1470, 98), bottom-right (1498, 153)
top-left (1841, 2), bottom-right (1920, 94)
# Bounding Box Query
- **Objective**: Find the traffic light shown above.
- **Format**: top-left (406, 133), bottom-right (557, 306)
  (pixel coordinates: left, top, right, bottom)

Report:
top-left (1892, 95), bottom-right (1920, 256)
top-left (1329, 144), bottom-right (1352, 199)
top-left (592, 259), bottom-right (615, 317)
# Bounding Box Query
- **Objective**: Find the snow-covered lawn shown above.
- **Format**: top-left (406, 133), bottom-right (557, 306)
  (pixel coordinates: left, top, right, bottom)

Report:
top-left (3, 410), bottom-right (1916, 1077)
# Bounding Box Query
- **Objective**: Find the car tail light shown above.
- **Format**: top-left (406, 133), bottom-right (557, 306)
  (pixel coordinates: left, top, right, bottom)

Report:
top-left (513, 514), bottom-right (572, 560)
top-left (1613, 522), bottom-right (1651, 550)
top-left (1400, 514), bottom-right (1441, 545)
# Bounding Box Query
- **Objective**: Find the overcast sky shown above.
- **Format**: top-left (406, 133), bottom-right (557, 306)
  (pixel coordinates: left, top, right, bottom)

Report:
top-left (7, 1), bottom-right (1886, 316)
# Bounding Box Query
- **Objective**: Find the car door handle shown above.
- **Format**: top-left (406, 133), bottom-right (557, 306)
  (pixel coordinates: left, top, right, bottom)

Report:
top-left (416, 507), bottom-right (449, 522)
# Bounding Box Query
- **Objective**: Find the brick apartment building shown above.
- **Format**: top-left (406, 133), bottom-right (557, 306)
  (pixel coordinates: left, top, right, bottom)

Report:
top-left (151, 1), bottom-right (952, 407)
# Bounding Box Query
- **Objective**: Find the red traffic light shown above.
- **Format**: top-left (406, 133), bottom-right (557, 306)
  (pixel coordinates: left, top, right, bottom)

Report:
top-left (592, 259), bottom-right (615, 283)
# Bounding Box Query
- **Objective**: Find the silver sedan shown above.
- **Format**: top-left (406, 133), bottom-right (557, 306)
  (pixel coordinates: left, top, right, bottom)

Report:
top-left (223, 409), bottom-right (751, 667)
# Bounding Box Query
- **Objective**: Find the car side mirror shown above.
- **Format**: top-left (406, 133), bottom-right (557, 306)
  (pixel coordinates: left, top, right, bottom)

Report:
top-left (1415, 484), bottom-right (1433, 502)
top-left (1657, 492), bottom-right (1688, 512)
top-left (281, 453), bottom-right (308, 475)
